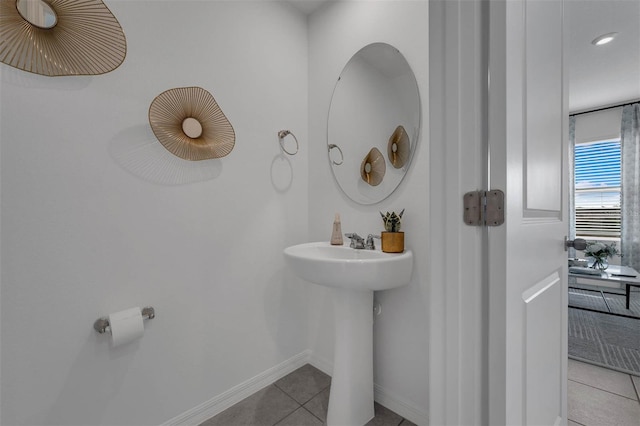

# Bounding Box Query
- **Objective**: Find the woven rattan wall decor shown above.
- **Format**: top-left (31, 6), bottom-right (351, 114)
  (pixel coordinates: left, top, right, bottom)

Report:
top-left (0, 0), bottom-right (127, 76)
top-left (387, 125), bottom-right (410, 169)
top-left (360, 147), bottom-right (386, 186)
top-left (148, 87), bottom-right (236, 161)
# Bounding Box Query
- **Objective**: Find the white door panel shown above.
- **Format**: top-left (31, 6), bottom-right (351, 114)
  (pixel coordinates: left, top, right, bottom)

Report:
top-left (489, 0), bottom-right (568, 425)
top-left (523, 272), bottom-right (563, 426)
top-left (524, 0), bottom-right (564, 213)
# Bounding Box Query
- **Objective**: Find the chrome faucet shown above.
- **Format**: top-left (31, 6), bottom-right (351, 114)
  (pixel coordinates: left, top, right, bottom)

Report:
top-left (365, 234), bottom-right (380, 250)
top-left (345, 233), bottom-right (365, 249)
top-left (345, 233), bottom-right (379, 250)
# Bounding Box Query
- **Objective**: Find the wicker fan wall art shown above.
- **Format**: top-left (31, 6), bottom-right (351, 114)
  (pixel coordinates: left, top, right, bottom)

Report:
top-left (0, 0), bottom-right (127, 76)
top-left (149, 87), bottom-right (236, 161)
top-left (360, 147), bottom-right (386, 186)
top-left (387, 125), bottom-right (410, 169)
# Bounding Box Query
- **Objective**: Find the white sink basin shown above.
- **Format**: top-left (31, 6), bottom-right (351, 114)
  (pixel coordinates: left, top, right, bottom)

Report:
top-left (283, 241), bottom-right (413, 291)
top-left (283, 241), bottom-right (413, 426)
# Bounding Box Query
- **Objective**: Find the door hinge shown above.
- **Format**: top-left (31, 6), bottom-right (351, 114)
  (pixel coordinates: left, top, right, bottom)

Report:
top-left (463, 190), bottom-right (504, 226)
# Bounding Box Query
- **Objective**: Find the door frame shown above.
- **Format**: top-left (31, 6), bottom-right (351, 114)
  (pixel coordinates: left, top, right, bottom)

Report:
top-left (429, 1), bottom-right (568, 424)
top-left (429, 1), bottom-right (489, 424)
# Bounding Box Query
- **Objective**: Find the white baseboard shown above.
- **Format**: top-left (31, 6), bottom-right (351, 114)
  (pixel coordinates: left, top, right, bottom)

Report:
top-left (374, 383), bottom-right (429, 426)
top-left (161, 350), bottom-right (311, 426)
top-left (162, 349), bottom-right (428, 426)
top-left (307, 351), bottom-right (333, 377)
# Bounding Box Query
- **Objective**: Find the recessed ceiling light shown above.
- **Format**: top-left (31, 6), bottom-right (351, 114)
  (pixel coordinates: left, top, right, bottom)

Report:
top-left (591, 32), bottom-right (618, 46)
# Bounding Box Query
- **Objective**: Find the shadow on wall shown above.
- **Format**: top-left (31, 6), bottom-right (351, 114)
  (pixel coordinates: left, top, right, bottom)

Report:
top-left (27, 331), bottom-right (144, 426)
top-left (264, 269), bottom-right (309, 355)
top-left (109, 125), bottom-right (223, 186)
top-left (0, 66), bottom-right (92, 91)
top-left (110, 127), bottom-right (298, 191)
top-left (270, 153), bottom-right (294, 193)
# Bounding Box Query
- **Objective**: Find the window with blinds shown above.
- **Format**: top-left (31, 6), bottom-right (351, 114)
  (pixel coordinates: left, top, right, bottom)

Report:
top-left (574, 140), bottom-right (621, 238)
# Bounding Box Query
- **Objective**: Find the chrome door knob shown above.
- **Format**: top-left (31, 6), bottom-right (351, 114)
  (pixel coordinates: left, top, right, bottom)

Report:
top-left (565, 237), bottom-right (587, 251)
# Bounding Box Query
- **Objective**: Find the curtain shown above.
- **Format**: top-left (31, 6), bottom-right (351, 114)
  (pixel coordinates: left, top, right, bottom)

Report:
top-left (569, 115), bottom-right (576, 260)
top-left (621, 103), bottom-right (640, 271)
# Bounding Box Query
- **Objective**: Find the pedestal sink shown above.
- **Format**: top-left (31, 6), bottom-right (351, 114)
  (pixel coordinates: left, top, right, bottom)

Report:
top-left (283, 242), bottom-right (413, 426)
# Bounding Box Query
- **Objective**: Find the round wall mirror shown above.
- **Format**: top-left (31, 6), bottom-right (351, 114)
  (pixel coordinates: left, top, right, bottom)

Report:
top-left (328, 43), bottom-right (421, 205)
top-left (16, 0), bottom-right (57, 29)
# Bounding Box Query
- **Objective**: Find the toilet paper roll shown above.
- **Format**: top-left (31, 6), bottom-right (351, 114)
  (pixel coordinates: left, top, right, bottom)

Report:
top-left (108, 307), bottom-right (144, 347)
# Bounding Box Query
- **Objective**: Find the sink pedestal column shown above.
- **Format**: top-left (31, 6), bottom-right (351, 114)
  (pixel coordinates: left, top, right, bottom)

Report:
top-left (327, 288), bottom-right (374, 426)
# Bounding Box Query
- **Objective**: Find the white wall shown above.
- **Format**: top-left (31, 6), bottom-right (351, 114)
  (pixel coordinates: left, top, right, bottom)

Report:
top-left (307, 2), bottom-right (429, 422)
top-left (574, 107), bottom-right (623, 144)
top-left (0, 2), bottom-right (310, 425)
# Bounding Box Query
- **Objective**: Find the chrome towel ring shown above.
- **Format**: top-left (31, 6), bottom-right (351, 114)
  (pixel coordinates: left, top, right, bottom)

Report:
top-left (278, 130), bottom-right (299, 155)
top-left (328, 143), bottom-right (344, 165)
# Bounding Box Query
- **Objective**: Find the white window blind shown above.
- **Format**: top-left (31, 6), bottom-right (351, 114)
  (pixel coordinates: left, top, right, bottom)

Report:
top-left (574, 140), bottom-right (621, 238)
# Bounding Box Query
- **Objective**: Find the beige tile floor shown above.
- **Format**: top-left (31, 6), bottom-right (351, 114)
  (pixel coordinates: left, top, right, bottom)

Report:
top-left (201, 359), bottom-right (639, 425)
top-left (568, 358), bottom-right (640, 426)
top-left (200, 364), bottom-right (416, 426)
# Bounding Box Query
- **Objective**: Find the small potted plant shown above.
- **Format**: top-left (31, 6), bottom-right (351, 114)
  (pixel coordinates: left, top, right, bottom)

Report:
top-left (380, 209), bottom-right (405, 253)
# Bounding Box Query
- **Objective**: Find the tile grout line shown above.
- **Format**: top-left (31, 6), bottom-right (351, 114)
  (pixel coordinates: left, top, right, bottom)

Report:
top-left (567, 418), bottom-right (588, 426)
top-left (272, 410), bottom-right (295, 426)
top-left (301, 406), bottom-right (325, 424)
top-left (632, 374), bottom-right (640, 402)
top-left (273, 379), bottom-right (329, 424)
top-left (275, 382), bottom-right (412, 426)
top-left (294, 385), bottom-right (327, 423)
top-left (269, 383), bottom-right (304, 426)
top-left (272, 369), bottom-right (413, 426)
top-left (274, 381), bottom-right (329, 406)
top-left (568, 378), bottom-right (640, 401)
top-left (272, 406), bottom-right (304, 426)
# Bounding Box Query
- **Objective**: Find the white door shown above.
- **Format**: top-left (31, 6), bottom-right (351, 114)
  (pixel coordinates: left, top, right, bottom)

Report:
top-left (487, 0), bottom-right (568, 425)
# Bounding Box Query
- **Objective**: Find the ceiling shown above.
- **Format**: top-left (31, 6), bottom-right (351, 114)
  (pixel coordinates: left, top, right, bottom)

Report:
top-left (283, 0), bottom-right (328, 15)
top-left (284, 1), bottom-right (639, 113)
top-left (566, 0), bottom-right (640, 113)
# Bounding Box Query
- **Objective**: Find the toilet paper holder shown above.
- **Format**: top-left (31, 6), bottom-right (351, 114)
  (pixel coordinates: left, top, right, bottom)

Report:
top-left (94, 306), bottom-right (155, 334)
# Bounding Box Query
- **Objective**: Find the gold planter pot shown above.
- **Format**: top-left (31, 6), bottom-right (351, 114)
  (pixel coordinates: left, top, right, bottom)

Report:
top-left (381, 232), bottom-right (404, 253)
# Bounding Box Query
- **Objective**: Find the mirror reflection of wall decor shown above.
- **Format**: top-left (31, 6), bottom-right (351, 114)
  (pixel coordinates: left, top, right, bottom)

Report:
top-left (0, 0), bottom-right (127, 76)
top-left (387, 125), bottom-right (410, 169)
top-left (148, 87), bottom-right (235, 161)
top-left (328, 42), bottom-right (421, 204)
top-left (360, 147), bottom-right (386, 186)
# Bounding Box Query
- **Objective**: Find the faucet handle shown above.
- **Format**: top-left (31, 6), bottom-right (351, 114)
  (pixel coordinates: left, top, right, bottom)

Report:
top-left (345, 233), bottom-right (365, 249)
top-left (365, 234), bottom-right (380, 250)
